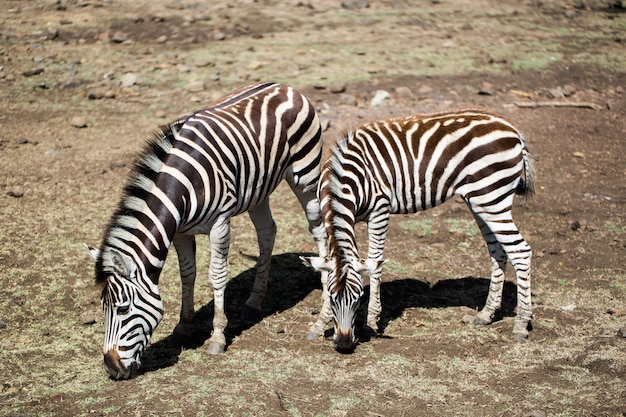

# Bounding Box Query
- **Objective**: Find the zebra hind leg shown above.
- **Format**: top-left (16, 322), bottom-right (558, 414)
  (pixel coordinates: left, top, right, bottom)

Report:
top-left (171, 234), bottom-right (197, 348)
top-left (241, 199), bottom-right (277, 322)
top-left (472, 208), bottom-right (532, 340)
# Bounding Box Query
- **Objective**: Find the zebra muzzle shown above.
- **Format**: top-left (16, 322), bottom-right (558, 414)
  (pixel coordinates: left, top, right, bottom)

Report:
top-left (333, 329), bottom-right (355, 353)
top-left (103, 349), bottom-right (136, 380)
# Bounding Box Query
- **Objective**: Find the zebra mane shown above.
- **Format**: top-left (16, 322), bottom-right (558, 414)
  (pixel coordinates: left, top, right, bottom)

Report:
top-left (94, 123), bottom-right (178, 288)
top-left (322, 131), bottom-right (361, 276)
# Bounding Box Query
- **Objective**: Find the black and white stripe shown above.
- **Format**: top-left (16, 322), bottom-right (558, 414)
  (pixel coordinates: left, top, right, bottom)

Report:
top-left (303, 108), bottom-right (533, 351)
top-left (89, 82), bottom-right (328, 379)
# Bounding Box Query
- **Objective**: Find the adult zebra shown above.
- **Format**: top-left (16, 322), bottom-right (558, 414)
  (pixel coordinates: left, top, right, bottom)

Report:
top-left (302, 108), bottom-right (534, 351)
top-left (88, 82), bottom-right (329, 379)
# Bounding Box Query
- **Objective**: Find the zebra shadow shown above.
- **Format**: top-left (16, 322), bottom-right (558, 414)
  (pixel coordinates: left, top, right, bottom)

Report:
top-left (141, 252), bottom-right (321, 374)
top-left (354, 276), bottom-right (518, 342)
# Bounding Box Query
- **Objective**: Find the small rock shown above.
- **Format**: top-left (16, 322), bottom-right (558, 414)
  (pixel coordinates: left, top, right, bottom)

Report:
top-left (562, 84), bottom-right (576, 97)
top-left (461, 314), bottom-right (475, 324)
top-left (572, 151), bottom-right (584, 158)
top-left (186, 80), bottom-right (205, 92)
top-left (80, 312), bottom-right (97, 325)
top-left (548, 87), bottom-right (565, 98)
top-left (111, 31), bottom-right (128, 43)
top-left (213, 31), bottom-right (226, 41)
top-left (341, 0), bottom-right (370, 9)
top-left (103, 90), bottom-right (116, 99)
top-left (156, 35), bottom-right (168, 44)
top-left (70, 116), bottom-right (87, 128)
top-left (59, 18), bottom-right (73, 25)
top-left (478, 82), bottom-right (494, 96)
top-left (395, 86), bottom-right (413, 98)
top-left (121, 72), bottom-right (137, 87)
top-left (194, 58), bottom-right (214, 67)
top-left (329, 82), bottom-right (346, 94)
top-left (23, 68), bottom-right (44, 77)
top-left (370, 90), bottom-right (390, 107)
top-left (87, 89), bottom-right (105, 100)
top-left (0, 320), bottom-right (6, 329)
top-left (247, 61), bottom-right (265, 71)
top-left (617, 326), bottom-right (626, 338)
top-left (7, 190), bottom-right (24, 198)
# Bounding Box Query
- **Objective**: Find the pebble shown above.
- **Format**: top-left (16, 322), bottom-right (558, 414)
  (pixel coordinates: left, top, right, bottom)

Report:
top-left (70, 116), bottom-right (87, 128)
top-left (478, 82), bottom-right (494, 96)
top-left (186, 80), bottom-right (205, 92)
top-left (111, 31), bottom-right (128, 43)
top-left (194, 58), bottom-right (214, 67)
top-left (329, 82), bottom-right (346, 94)
top-left (23, 68), bottom-right (44, 77)
top-left (395, 86), bottom-right (413, 98)
top-left (0, 319), bottom-right (6, 329)
top-left (121, 72), bottom-right (137, 87)
top-left (370, 90), bottom-right (390, 107)
top-left (7, 190), bottom-right (24, 198)
top-left (214, 31), bottom-right (226, 41)
top-left (617, 326), bottom-right (626, 338)
top-left (461, 314), bottom-right (475, 324)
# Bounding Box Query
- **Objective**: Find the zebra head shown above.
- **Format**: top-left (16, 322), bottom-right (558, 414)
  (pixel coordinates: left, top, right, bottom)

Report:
top-left (302, 256), bottom-right (383, 352)
top-left (88, 246), bottom-right (163, 380)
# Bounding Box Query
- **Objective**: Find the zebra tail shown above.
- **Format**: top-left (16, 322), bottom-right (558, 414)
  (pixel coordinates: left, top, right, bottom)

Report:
top-left (516, 138), bottom-right (535, 197)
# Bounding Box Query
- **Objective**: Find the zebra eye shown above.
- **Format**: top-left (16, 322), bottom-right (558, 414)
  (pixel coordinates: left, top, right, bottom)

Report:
top-left (117, 304), bottom-right (130, 315)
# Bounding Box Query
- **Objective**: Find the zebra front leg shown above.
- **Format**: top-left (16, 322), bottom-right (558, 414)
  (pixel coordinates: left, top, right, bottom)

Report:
top-left (241, 199), bottom-right (277, 322)
top-left (289, 182), bottom-right (331, 339)
top-left (364, 211), bottom-right (390, 336)
top-left (207, 217), bottom-right (231, 354)
top-left (171, 234), bottom-right (197, 347)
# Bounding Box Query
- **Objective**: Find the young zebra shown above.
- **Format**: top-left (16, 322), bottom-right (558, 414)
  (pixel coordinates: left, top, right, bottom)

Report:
top-left (303, 108), bottom-right (534, 351)
top-left (87, 82), bottom-right (329, 379)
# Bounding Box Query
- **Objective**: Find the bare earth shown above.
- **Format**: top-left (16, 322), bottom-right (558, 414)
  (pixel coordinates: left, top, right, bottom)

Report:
top-left (1, 1), bottom-right (625, 416)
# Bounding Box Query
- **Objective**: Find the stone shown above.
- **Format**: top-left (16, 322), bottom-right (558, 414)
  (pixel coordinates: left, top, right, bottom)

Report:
top-left (121, 72), bottom-right (137, 87)
top-left (329, 82), bottom-right (346, 94)
top-left (70, 116), bottom-right (87, 128)
top-left (186, 80), bottom-right (205, 92)
top-left (395, 86), bottom-right (413, 98)
top-left (370, 90), bottom-right (390, 107)
top-left (214, 31), bottom-right (226, 41)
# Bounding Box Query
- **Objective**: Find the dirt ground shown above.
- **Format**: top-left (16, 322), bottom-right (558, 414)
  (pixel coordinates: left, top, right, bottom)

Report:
top-left (1, 0), bottom-right (625, 416)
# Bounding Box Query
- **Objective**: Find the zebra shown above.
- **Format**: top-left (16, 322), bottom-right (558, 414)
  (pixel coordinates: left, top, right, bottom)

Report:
top-left (302, 108), bottom-right (534, 351)
top-left (87, 82), bottom-right (329, 379)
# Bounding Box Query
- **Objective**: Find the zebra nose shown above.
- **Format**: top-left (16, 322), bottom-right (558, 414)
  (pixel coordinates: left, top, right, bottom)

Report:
top-left (333, 329), bottom-right (355, 353)
top-left (103, 349), bottom-right (131, 380)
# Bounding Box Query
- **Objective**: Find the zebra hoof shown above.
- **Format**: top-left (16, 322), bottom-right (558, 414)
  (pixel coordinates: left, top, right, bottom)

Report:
top-left (474, 312), bottom-right (493, 326)
top-left (513, 332), bottom-right (529, 341)
top-left (240, 306), bottom-right (262, 322)
top-left (207, 342), bottom-right (226, 355)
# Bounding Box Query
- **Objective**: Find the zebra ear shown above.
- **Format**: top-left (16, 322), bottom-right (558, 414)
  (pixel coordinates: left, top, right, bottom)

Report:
top-left (110, 248), bottom-right (136, 278)
top-left (355, 258), bottom-right (388, 275)
top-left (84, 243), bottom-right (100, 261)
top-left (300, 256), bottom-right (333, 272)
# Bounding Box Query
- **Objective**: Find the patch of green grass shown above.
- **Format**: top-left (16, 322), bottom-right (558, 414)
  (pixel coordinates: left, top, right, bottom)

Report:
top-left (604, 220), bottom-right (626, 234)
top-left (399, 219), bottom-right (434, 237)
